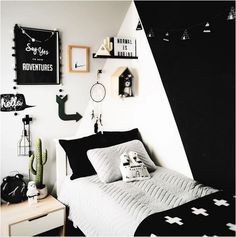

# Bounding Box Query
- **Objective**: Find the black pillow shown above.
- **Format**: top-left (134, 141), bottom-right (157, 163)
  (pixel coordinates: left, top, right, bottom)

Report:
top-left (59, 128), bottom-right (142, 180)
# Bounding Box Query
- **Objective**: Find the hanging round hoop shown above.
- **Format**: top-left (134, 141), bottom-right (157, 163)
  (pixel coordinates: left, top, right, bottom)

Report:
top-left (90, 82), bottom-right (106, 103)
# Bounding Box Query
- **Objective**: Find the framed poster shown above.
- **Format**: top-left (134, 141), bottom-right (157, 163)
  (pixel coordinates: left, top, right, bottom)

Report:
top-left (14, 24), bottom-right (60, 85)
top-left (68, 45), bottom-right (89, 73)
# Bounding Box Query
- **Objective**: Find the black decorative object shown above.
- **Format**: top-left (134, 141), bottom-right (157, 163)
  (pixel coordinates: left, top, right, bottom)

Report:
top-left (136, 20), bottom-right (143, 30)
top-left (13, 24), bottom-right (60, 85)
top-left (1, 173), bottom-right (27, 203)
top-left (112, 67), bottom-right (134, 98)
top-left (119, 70), bottom-right (134, 97)
top-left (94, 118), bottom-right (99, 134)
top-left (0, 94), bottom-right (35, 112)
top-left (56, 95), bottom-right (82, 122)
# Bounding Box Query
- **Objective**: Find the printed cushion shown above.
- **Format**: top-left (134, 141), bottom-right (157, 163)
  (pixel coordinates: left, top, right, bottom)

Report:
top-left (87, 140), bottom-right (156, 183)
top-left (120, 152), bottom-right (151, 182)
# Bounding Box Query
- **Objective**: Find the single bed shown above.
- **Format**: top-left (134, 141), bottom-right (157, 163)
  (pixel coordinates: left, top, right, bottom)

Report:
top-left (55, 129), bottom-right (235, 236)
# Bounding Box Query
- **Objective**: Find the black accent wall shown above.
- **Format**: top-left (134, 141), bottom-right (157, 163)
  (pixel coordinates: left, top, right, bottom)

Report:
top-left (135, 1), bottom-right (235, 192)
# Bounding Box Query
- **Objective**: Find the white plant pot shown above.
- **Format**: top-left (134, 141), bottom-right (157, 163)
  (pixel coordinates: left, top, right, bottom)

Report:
top-left (37, 185), bottom-right (48, 200)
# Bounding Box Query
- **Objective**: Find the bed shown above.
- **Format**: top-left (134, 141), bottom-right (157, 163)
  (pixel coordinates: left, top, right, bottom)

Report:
top-left (55, 129), bottom-right (235, 236)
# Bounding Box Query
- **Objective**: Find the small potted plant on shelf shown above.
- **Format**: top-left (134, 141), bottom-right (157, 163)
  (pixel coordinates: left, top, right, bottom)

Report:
top-left (29, 138), bottom-right (48, 199)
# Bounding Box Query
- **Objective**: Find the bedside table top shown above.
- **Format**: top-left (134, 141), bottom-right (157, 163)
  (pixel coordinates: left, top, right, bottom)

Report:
top-left (1, 195), bottom-right (65, 226)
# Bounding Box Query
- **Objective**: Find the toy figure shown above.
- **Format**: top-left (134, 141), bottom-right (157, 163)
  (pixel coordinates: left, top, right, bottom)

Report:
top-left (26, 181), bottom-right (39, 206)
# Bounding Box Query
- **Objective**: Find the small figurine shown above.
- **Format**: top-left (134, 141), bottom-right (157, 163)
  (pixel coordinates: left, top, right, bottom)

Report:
top-left (26, 181), bottom-right (39, 206)
top-left (123, 75), bottom-right (133, 97)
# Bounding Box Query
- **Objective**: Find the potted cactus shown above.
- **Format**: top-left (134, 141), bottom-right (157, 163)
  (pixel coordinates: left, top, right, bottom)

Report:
top-left (29, 138), bottom-right (48, 199)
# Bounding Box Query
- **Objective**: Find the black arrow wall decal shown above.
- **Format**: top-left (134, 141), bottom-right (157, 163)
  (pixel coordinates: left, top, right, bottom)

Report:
top-left (56, 95), bottom-right (82, 122)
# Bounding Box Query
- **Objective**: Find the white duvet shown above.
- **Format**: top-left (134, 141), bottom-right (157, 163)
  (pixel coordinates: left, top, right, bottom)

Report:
top-left (58, 166), bottom-right (218, 236)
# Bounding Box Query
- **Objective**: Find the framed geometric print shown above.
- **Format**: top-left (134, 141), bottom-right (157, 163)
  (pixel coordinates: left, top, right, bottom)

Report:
top-left (13, 24), bottom-right (60, 85)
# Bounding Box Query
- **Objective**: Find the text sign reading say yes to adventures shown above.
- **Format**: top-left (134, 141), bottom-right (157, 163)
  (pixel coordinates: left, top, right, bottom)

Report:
top-left (14, 24), bottom-right (60, 85)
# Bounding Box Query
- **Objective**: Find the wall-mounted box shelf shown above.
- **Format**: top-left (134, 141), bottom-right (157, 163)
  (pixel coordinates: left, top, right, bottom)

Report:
top-left (92, 53), bottom-right (138, 59)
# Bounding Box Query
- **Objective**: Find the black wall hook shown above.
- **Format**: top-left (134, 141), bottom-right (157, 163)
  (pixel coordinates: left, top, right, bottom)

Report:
top-left (22, 114), bottom-right (32, 125)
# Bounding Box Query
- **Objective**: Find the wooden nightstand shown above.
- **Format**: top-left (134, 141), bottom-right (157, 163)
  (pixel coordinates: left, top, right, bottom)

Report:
top-left (1, 195), bottom-right (66, 236)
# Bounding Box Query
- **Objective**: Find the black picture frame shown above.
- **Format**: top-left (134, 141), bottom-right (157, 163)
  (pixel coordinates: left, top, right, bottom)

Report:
top-left (13, 24), bottom-right (60, 85)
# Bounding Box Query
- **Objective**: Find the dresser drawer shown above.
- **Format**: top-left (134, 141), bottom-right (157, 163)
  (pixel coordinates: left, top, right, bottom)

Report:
top-left (10, 208), bottom-right (64, 236)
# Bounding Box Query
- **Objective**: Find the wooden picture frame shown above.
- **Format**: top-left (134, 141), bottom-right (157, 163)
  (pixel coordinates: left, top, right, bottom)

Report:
top-left (68, 45), bottom-right (89, 73)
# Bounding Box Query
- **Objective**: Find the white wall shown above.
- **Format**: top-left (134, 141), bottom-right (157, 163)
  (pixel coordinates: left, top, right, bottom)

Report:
top-left (1, 1), bottom-right (193, 197)
top-left (76, 2), bottom-right (193, 178)
top-left (0, 1), bottom-right (130, 192)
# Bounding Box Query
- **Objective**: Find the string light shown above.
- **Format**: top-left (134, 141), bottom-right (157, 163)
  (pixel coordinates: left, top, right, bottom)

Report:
top-left (181, 29), bottom-right (190, 40)
top-left (147, 28), bottom-right (155, 38)
top-left (203, 22), bottom-right (211, 33)
top-left (146, 6), bottom-right (234, 42)
top-left (163, 32), bottom-right (170, 42)
top-left (19, 25), bottom-right (55, 43)
top-left (227, 7), bottom-right (235, 20)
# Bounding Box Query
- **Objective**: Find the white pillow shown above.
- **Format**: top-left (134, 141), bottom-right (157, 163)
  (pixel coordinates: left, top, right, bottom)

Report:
top-left (87, 140), bottom-right (156, 183)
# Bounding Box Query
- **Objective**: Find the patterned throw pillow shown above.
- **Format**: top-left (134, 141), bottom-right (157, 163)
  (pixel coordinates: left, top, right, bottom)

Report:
top-left (87, 140), bottom-right (156, 183)
top-left (120, 152), bottom-right (151, 182)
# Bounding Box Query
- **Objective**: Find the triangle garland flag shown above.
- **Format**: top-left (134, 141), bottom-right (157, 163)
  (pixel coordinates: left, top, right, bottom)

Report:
top-left (203, 22), bottom-right (211, 33)
top-left (136, 20), bottom-right (143, 30)
top-left (147, 28), bottom-right (155, 38)
top-left (227, 7), bottom-right (235, 20)
top-left (181, 29), bottom-right (190, 40)
top-left (163, 32), bottom-right (170, 42)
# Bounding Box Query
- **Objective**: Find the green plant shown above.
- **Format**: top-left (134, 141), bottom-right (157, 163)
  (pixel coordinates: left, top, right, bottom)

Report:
top-left (29, 138), bottom-right (47, 189)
